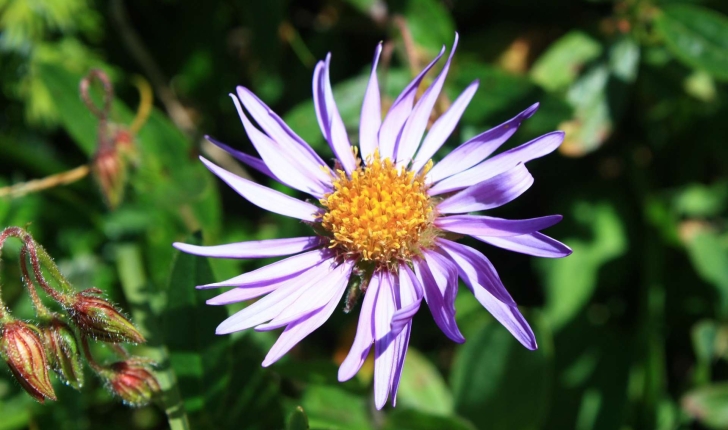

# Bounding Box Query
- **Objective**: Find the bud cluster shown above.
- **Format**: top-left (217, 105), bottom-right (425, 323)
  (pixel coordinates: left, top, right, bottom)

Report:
top-left (0, 227), bottom-right (160, 407)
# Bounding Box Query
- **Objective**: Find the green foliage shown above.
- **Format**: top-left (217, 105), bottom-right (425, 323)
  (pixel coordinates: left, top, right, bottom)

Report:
top-left (655, 4), bottom-right (728, 80)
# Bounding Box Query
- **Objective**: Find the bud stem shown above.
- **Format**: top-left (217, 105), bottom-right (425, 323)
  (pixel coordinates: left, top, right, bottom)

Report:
top-left (19, 247), bottom-right (53, 319)
top-left (80, 335), bottom-right (103, 373)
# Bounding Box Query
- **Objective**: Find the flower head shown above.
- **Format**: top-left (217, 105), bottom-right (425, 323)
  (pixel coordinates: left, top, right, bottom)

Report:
top-left (174, 34), bottom-right (571, 409)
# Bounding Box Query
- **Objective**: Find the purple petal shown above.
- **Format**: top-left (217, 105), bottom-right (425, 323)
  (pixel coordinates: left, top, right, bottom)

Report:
top-left (435, 163), bottom-right (533, 212)
top-left (378, 46), bottom-right (446, 160)
top-left (235, 87), bottom-right (333, 184)
top-left (255, 259), bottom-right (353, 330)
top-left (395, 34), bottom-right (459, 166)
top-left (231, 94), bottom-right (329, 197)
top-left (436, 240), bottom-right (536, 350)
top-left (199, 156), bottom-right (322, 222)
top-left (206, 282), bottom-right (284, 306)
top-left (360, 43), bottom-right (383, 161)
top-left (339, 271), bottom-right (382, 382)
top-left (374, 271), bottom-right (397, 409)
top-left (411, 80), bottom-right (479, 173)
top-left (215, 259), bottom-right (334, 334)
top-left (414, 256), bottom-right (465, 343)
top-left (172, 236), bottom-right (323, 259)
top-left (427, 103), bottom-right (539, 182)
top-left (391, 265), bottom-right (422, 337)
top-left (435, 238), bottom-right (515, 306)
top-left (470, 130), bottom-right (564, 180)
top-left (476, 232), bottom-right (573, 258)
top-left (313, 56), bottom-right (357, 174)
top-left (205, 135), bottom-right (277, 180)
top-left (261, 280), bottom-right (347, 367)
top-left (435, 214), bottom-right (563, 237)
top-left (388, 324), bottom-right (410, 407)
top-left (197, 249), bottom-right (328, 289)
top-left (431, 131), bottom-right (564, 195)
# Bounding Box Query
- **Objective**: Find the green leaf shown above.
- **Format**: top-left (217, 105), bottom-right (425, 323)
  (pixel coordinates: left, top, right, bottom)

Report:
top-left (403, 0), bottom-right (456, 54)
top-left (451, 316), bottom-right (553, 430)
top-left (287, 406), bottom-right (310, 430)
top-left (540, 201), bottom-right (627, 331)
top-left (383, 409), bottom-right (477, 430)
top-left (164, 233), bottom-right (230, 418)
top-left (683, 229), bottom-right (728, 314)
top-left (396, 349), bottom-right (453, 415)
top-left (301, 385), bottom-right (371, 430)
top-left (531, 31), bottom-right (603, 92)
top-left (655, 4), bottom-right (728, 80)
top-left (682, 383), bottom-right (728, 429)
top-left (559, 37), bottom-right (639, 156)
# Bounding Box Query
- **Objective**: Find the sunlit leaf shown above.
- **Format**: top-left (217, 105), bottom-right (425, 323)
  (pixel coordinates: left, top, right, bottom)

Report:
top-left (531, 31), bottom-right (602, 92)
top-left (682, 383), bottom-right (728, 429)
top-left (397, 348), bottom-right (453, 415)
top-left (655, 4), bottom-right (728, 80)
top-left (451, 315), bottom-right (553, 430)
top-left (540, 201), bottom-right (627, 331)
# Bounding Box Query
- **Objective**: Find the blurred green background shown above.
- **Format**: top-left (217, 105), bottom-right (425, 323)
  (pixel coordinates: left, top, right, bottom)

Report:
top-left (1, 0), bottom-right (728, 428)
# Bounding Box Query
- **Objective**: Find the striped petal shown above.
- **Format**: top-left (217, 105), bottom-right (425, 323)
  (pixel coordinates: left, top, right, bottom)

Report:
top-left (378, 46), bottom-right (446, 160)
top-left (435, 214), bottom-right (563, 237)
top-left (436, 163), bottom-right (533, 212)
top-left (476, 232), bottom-right (572, 258)
top-left (427, 103), bottom-right (539, 182)
top-left (173, 236), bottom-right (323, 259)
top-left (360, 42), bottom-right (383, 161)
top-left (437, 239), bottom-right (536, 350)
top-left (231, 94), bottom-right (329, 197)
top-left (200, 156), bottom-right (322, 222)
top-left (411, 80), bottom-right (479, 173)
top-left (313, 56), bottom-right (357, 174)
top-left (197, 249), bottom-right (328, 289)
top-left (430, 131), bottom-right (563, 195)
top-left (338, 271), bottom-right (382, 382)
top-left (395, 34), bottom-right (459, 166)
top-left (215, 259), bottom-right (335, 334)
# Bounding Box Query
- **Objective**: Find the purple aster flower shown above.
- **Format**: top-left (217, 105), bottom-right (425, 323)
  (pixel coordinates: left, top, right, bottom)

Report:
top-left (173, 34), bottom-right (571, 409)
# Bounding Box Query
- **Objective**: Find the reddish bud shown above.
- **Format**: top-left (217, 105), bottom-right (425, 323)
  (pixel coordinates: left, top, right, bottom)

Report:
top-left (67, 289), bottom-right (145, 344)
top-left (0, 321), bottom-right (57, 403)
top-left (91, 145), bottom-right (127, 210)
top-left (102, 358), bottom-right (161, 407)
top-left (40, 318), bottom-right (84, 389)
top-left (91, 123), bottom-right (137, 209)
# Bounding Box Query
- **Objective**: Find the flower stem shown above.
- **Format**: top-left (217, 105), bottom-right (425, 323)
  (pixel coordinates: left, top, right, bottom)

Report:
top-left (129, 76), bottom-right (153, 134)
top-left (80, 335), bottom-right (103, 373)
top-left (0, 165), bottom-right (90, 199)
top-left (19, 247), bottom-right (53, 319)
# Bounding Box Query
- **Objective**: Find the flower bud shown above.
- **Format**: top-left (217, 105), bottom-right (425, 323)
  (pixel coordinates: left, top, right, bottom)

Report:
top-left (101, 358), bottom-right (160, 407)
top-left (91, 145), bottom-right (128, 210)
top-left (0, 321), bottom-right (57, 403)
top-left (67, 289), bottom-right (145, 344)
top-left (40, 318), bottom-right (84, 389)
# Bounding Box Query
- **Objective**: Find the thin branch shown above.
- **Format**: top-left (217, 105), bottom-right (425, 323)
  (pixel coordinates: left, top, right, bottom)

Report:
top-left (0, 165), bottom-right (90, 199)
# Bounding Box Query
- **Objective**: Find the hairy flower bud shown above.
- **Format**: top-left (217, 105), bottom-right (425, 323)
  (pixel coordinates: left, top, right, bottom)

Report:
top-left (67, 289), bottom-right (145, 344)
top-left (102, 358), bottom-right (160, 407)
top-left (91, 145), bottom-right (127, 210)
top-left (40, 318), bottom-right (84, 389)
top-left (0, 321), bottom-right (57, 403)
